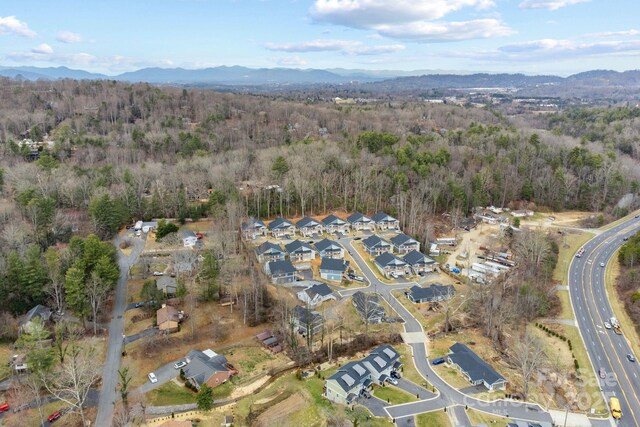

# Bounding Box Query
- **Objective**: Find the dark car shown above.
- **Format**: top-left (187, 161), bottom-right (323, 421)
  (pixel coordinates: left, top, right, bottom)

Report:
top-left (353, 237), bottom-right (362, 240)
top-left (390, 371), bottom-right (401, 379)
top-left (431, 357), bottom-right (446, 365)
top-left (48, 410), bottom-right (62, 422)
top-left (627, 354), bottom-right (636, 362)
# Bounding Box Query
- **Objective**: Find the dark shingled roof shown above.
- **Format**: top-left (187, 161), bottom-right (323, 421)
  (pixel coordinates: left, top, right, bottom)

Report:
top-left (267, 260), bottom-right (297, 275)
top-left (390, 233), bottom-right (418, 247)
top-left (314, 238), bottom-right (342, 253)
top-left (320, 257), bottom-right (349, 272)
top-left (408, 284), bottom-right (455, 302)
top-left (374, 252), bottom-right (406, 268)
top-left (255, 241), bottom-right (283, 255)
top-left (371, 211), bottom-right (397, 223)
top-left (322, 214), bottom-right (347, 226)
top-left (242, 217), bottom-right (266, 231)
top-left (285, 240), bottom-right (314, 254)
top-left (268, 217), bottom-right (294, 230)
top-left (448, 343), bottom-right (506, 386)
top-left (402, 250), bottom-right (436, 266)
top-left (362, 235), bottom-right (391, 250)
top-left (296, 216), bottom-right (321, 228)
top-left (347, 211), bottom-right (372, 224)
top-left (302, 282), bottom-right (333, 299)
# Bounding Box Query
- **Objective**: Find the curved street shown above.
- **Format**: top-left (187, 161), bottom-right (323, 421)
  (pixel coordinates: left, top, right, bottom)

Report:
top-left (337, 237), bottom-right (563, 425)
top-left (568, 214), bottom-right (640, 427)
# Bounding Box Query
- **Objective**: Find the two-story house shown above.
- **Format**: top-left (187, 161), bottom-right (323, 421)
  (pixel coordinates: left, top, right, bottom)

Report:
top-left (362, 235), bottom-right (393, 256)
top-left (314, 238), bottom-right (344, 259)
top-left (374, 252), bottom-right (410, 278)
top-left (322, 214), bottom-right (351, 235)
top-left (371, 212), bottom-right (400, 230)
top-left (347, 212), bottom-right (374, 231)
top-left (390, 233), bottom-right (420, 254)
top-left (268, 217), bottom-right (296, 238)
top-left (241, 217), bottom-right (267, 240)
top-left (285, 240), bottom-right (316, 262)
top-left (402, 250), bottom-right (437, 274)
top-left (296, 216), bottom-right (324, 237)
top-left (255, 241), bottom-right (285, 264)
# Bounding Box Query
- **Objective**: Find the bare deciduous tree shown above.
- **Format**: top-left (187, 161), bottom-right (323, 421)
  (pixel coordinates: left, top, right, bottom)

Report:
top-left (510, 329), bottom-right (547, 400)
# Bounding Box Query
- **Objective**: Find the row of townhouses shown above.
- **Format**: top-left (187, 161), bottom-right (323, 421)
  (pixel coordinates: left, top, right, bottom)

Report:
top-left (242, 211), bottom-right (400, 240)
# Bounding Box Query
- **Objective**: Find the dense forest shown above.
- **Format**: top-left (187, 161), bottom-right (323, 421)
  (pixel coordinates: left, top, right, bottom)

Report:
top-left (0, 78), bottom-right (639, 319)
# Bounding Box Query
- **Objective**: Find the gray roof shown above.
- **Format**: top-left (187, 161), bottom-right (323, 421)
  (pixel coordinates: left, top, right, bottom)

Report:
top-left (23, 304), bottom-right (52, 324)
top-left (269, 217), bottom-right (294, 230)
top-left (403, 250), bottom-right (436, 266)
top-left (156, 276), bottom-right (177, 293)
top-left (320, 257), bottom-right (349, 273)
top-left (242, 217), bottom-right (266, 231)
top-left (374, 252), bottom-right (406, 268)
top-left (347, 212), bottom-right (372, 224)
top-left (296, 216), bottom-right (321, 228)
top-left (322, 214), bottom-right (347, 226)
top-left (303, 282), bottom-right (334, 299)
top-left (267, 260), bottom-right (297, 275)
top-left (314, 238), bottom-right (342, 253)
top-left (362, 344), bottom-right (401, 374)
top-left (390, 233), bottom-right (418, 247)
top-left (362, 235), bottom-right (391, 250)
top-left (256, 241), bottom-right (284, 256)
top-left (328, 360), bottom-right (371, 393)
top-left (371, 211), bottom-right (398, 223)
top-left (179, 229), bottom-right (197, 238)
top-left (352, 291), bottom-right (385, 322)
top-left (183, 350), bottom-right (230, 387)
top-left (448, 343), bottom-right (506, 386)
top-left (292, 305), bottom-right (324, 326)
top-left (408, 284), bottom-right (455, 302)
top-left (285, 240), bottom-right (314, 254)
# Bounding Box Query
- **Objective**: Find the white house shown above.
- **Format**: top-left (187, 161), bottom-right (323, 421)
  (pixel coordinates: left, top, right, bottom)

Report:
top-left (296, 282), bottom-right (336, 307)
top-left (180, 230), bottom-right (198, 247)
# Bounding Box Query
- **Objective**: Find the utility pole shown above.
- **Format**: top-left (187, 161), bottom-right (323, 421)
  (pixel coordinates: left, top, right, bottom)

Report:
top-left (563, 406), bottom-right (568, 427)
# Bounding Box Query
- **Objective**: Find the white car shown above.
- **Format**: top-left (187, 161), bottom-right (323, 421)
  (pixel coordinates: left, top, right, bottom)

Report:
top-left (148, 372), bottom-right (158, 383)
top-left (600, 262), bottom-right (605, 268)
top-left (174, 361), bottom-right (187, 369)
top-left (386, 377), bottom-right (398, 385)
top-left (604, 322), bottom-right (611, 329)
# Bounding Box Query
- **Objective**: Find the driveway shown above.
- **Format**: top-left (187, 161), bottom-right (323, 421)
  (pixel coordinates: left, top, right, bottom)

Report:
top-left (137, 361), bottom-right (179, 394)
top-left (358, 395), bottom-right (389, 417)
top-left (395, 378), bottom-right (436, 400)
top-left (124, 327), bottom-right (158, 344)
top-left (94, 234), bottom-right (146, 427)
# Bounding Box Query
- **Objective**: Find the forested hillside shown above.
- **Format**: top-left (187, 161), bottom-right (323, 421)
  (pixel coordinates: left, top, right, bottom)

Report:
top-left (0, 78), bottom-right (638, 316)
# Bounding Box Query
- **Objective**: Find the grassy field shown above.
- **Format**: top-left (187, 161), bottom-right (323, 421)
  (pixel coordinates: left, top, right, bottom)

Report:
top-left (0, 342), bottom-right (12, 380)
top-left (146, 380), bottom-right (197, 406)
top-left (373, 385), bottom-right (418, 405)
top-left (466, 408), bottom-right (510, 426)
top-left (552, 231), bottom-right (595, 282)
top-left (416, 411), bottom-right (452, 427)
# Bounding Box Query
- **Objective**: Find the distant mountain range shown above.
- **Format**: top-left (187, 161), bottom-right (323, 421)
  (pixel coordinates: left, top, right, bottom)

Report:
top-left (1, 65), bottom-right (639, 92)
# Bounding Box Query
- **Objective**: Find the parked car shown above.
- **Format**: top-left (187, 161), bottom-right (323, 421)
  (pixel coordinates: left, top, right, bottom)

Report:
top-left (352, 275), bottom-right (365, 282)
top-left (627, 354), bottom-right (636, 362)
top-left (0, 403), bottom-right (9, 413)
top-left (599, 368), bottom-right (606, 379)
top-left (431, 358), bottom-right (446, 365)
top-left (624, 236), bottom-right (629, 241)
top-left (174, 361), bottom-right (187, 369)
top-left (47, 410), bottom-right (62, 422)
top-left (390, 371), bottom-right (401, 379)
top-left (196, 233), bottom-right (205, 239)
top-left (418, 271), bottom-right (426, 277)
top-left (353, 237), bottom-right (362, 240)
top-left (386, 377), bottom-right (398, 385)
top-left (148, 372), bottom-right (158, 383)
top-left (152, 271), bottom-right (164, 276)
top-left (134, 302), bottom-right (144, 308)
top-left (604, 322), bottom-right (611, 329)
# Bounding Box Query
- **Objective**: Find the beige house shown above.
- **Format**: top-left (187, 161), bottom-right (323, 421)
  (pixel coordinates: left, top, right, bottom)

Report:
top-left (157, 305), bottom-right (181, 332)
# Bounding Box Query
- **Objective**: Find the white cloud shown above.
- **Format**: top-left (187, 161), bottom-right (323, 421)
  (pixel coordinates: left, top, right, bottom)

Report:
top-left (276, 55), bottom-right (309, 66)
top-left (0, 16), bottom-right (36, 38)
top-left (31, 43), bottom-right (54, 55)
top-left (56, 31), bottom-right (83, 44)
top-left (584, 29), bottom-right (640, 39)
top-left (7, 51), bottom-right (97, 65)
top-left (519, 0), bottom-right (589, 11)
top-left (310, 0), bottom-right (494, 27)
top-left (264, 39), bottom-right (405, 55)
top-left (375, 19), bottom-right (514, 42)
top-left (309, 0), bottom-right (510, 42)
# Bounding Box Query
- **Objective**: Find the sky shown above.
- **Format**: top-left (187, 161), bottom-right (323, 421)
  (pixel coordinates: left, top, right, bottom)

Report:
top-left (1, 0), bottom-right (639, 76)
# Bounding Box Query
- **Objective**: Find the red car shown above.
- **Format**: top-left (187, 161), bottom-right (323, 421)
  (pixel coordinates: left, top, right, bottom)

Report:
top-left (48, 410), bottom-right (62, 422)
top-left (0, 403), bottom-right (9, 412)
top-left (195, 232), bottom-right (204, 239)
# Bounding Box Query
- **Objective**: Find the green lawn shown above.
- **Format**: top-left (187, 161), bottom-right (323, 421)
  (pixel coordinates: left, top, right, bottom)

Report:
top-left (373, 385), bottom-right (418, 405)
top-left (0, 343), bottom-right (12, 380)
top-left (146, 381), bottom-right (197, 406)
top-left (466, 408), bottom-right (510, 426)
top-left (553, 231), bottom-right (594, 282)
top-left (416, 411), bottom-right (452, 427)
top-left (396, 344), bottom-right (435, 391)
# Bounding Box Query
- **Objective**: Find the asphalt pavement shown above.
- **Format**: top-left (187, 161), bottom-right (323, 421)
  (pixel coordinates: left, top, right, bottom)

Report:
top-left (94, 234), bottom-right (146, 427)
top-left (568, 214), bottom-right (640, 427)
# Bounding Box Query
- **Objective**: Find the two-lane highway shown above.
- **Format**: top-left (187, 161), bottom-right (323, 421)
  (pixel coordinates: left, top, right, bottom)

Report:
top-left (569, 215), bottom-right (640, 426)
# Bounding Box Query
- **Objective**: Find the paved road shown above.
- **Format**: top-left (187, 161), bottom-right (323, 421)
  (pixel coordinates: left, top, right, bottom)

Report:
top-left (568, 214), bottom-right (640, 427)
top-left (337, 236), bottom-right (556, 425)
top-left (124, 326), bottom-right (158, 344)
top-left (94, 234), bottom-right (145, 427)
